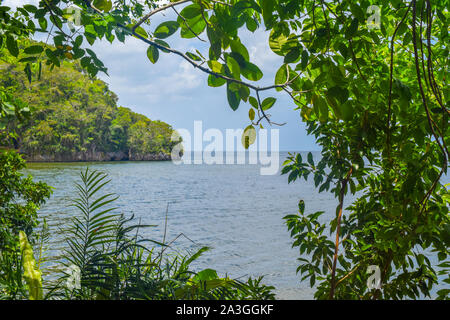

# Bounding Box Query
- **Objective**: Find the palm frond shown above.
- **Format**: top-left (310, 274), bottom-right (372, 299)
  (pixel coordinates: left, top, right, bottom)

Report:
top-left (61, 168), bottom-right (120, 297)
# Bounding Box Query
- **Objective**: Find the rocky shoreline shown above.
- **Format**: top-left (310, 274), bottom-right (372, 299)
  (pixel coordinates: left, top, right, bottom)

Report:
top-left (22, 151), bottom-right (172, 162)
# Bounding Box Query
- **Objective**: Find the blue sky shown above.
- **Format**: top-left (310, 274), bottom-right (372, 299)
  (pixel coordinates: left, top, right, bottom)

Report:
top-left (5, 0), bottom-right (319, 151)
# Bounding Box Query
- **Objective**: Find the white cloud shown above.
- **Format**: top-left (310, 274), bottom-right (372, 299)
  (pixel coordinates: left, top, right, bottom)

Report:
top-left (98, 54), bottom-right (203, 106)
top-left (93, 37), bottom-right (148, 56)
top-left (135, 60), bottom-right (203, 102)
top-left (244, 29), bottom-right (281, 67)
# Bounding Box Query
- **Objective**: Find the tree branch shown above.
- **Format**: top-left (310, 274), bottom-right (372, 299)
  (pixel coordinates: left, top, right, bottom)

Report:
top-left (132, 0), bottom-right (192, 32)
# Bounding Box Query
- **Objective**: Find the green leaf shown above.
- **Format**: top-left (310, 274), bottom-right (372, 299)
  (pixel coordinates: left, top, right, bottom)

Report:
top-left (346, 18), bottom-right (359, 39)
top-left (298, 199), bottom-right (305, 214)
top-left (19, 56), bottom-right (37, 63)
top-left (327, 86), bottom-right (349, 104)
top-left (134, 26), bottom-right (148, 39)
top-left (337, 42), bottom-right (348, 59)
top-left (209, 41), bottom-right (221, 60)
top-left (38, 17), bottom-right (47, 30)
top-left (239, 86), bottom-right (250, 102)
top-left (154, 21), bottom-right (179, 39)
top-left (246, 17), bottom-right (258, 32)
top-left (93, 0), bottom-right (112, 12)
top-left (300, 50), bottom-right (309, 70)
top-left (24, 63), bottom-right (32, 84)
top-left (350, 3), bottom-right (365, 21)
top-left (180, 15), bottom-right (206, 39)
top-left (208, 74), bottom-right (226, 87)
top-left (74, 35), bottom-right (83, 47)
top-left (19, 231), bottom-right (43, 300)
top-left (249, 96), bottom-right (259, 109)
top-left (261, 0), bottom-right (275, 28)
top-left (24, 45), bottom-right (43, 55)
top-left (241, 61), bottom-right (263, 81)
top-left (231, 0), bottom-right (262, 15)
top-left (249, 108), bottom-right (255, 121)
top-left (269, 29), bottom-right (288, 56)
top-left (227, 82), bottom-right (240, 111)
top-left (225, 55), bottom-right (241, 79)
top-left (208, 60), bottom-right (224, 74)
top-left (72, 47), bottom-right (85, 59)
top-left (49, 15), bottom-right (62, 29)
top-left (288, 170), bottom-right (298, 183)
top-left (307, 152), bottom-right (314, 166)
top-left (6, 35), bottom-right (18, 57)
top-left (37, 61), bottom-right (42, 80)
top-left (340, 100), bottom-right (354, 121)
top-left (261, 97), bottom-right (276, 111)
top-left (154, 39), bottom-right (171, 53)
top-left (115, 27), bottom-right (126, 42)
top-left (185, 246), bottom-right (210, 267)
top-left (242, 125), bottom-right (256, 149)
top-left (275, 64), bottom-right (289, 91)
top-left (284, 47), bottom-right (301, 63)
top-left (313, 94), bottom-right (328, 122)
top-left (310, 274), bottom-right (316, 287)
top-left (230, 39), bottom-right (250, 62)
top-left (146, 45), bottom-right (159, 64)
top-left (179, 4), bottom-right (202, 20)
top-left (45, 49), bottom-right (60, 67)
top-left (195, 49), bottom-right (206, 60)
top-left (193, 268), bottom-right (218, 282)
top-left (187, 52), bottom-right (202, 61)
top-left (23, 4), bottom-right (37, 13)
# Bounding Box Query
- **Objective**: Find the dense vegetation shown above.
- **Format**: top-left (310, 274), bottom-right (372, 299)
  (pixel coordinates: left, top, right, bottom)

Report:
top-left (0, 151), bottom-right (51, 298)
top-left (0, 42), bottom-right (177, 161)
top-left (0, 0), bottom-right (448, 300)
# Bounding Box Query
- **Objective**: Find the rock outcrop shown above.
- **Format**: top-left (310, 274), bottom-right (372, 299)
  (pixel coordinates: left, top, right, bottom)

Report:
top-left (22, 151), bottom-right (171, 162)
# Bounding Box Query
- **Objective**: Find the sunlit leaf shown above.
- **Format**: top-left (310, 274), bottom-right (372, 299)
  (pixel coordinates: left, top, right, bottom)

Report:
top-left (146, 45), bottom-right (159, 64)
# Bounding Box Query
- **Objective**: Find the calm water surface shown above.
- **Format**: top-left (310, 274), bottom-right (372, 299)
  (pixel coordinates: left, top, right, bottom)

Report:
top-left (25, 152), bottom-right (333, 299)
top-left (23, 152), bottom-right (447, 299)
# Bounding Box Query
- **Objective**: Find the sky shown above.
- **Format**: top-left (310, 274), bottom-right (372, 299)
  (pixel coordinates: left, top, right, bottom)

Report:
top-left (3, 0), bottom-right (319, 151)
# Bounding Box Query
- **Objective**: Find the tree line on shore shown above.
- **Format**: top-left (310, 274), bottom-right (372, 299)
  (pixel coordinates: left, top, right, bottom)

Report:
top-left (0, 40), bottom-right (178, 161)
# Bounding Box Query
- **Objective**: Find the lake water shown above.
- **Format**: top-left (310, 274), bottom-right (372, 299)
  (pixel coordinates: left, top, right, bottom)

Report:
top-left (24, 151), bottom-right (333, 299)
top-left (23, 151), bottom-right (447, 299)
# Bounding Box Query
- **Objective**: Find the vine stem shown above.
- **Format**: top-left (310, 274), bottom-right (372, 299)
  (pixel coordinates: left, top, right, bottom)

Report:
top-left (411, 0), bottom-right (448, 213)
top-left (329, 167), bottom-right (352, 300)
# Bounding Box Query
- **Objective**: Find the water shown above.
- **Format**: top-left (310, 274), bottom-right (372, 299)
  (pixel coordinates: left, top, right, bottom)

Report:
top-left (24, 151), bottom-right (334, 299)
top-left (23, 152), bottom-right (448, 299)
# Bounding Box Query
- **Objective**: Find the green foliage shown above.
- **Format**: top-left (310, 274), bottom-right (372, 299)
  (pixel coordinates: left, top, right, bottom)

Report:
top-left (0, 150), bottom-right (51, 299)
top-left (19, 231), bottom-right (43, 300)
top-left (277, 0), bottom-right (449, 299)
top-left (147, 45), bottom-right (159, 63)
top-left (0, 41), bottom-right (178, 159)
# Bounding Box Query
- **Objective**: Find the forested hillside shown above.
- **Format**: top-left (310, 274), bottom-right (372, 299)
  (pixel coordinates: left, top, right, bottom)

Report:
top-left (0, 41), bottom-right (177, 161)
